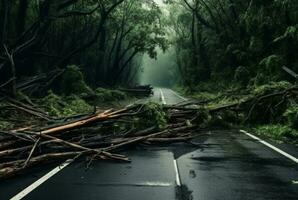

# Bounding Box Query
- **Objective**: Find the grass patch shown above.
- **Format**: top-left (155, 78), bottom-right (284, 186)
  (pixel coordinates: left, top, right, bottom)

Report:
top-left (253, 124), bottom-right (298, 143)
top-left (283, 104), bottom-right (298, 129)
top-left (58, 65), bottom-right (93, 95)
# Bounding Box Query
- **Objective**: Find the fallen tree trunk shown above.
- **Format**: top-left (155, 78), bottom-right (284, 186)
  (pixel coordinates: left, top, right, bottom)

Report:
top-left (3, 84), bottom-right (296, 180)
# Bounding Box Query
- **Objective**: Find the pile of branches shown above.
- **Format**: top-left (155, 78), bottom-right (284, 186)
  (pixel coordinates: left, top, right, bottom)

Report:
top-left (168, 84), bottom-right (298, 127)
top-left (209, 85), bottom-right (298, 121)
top-left (0, 103), bottom-right (199, 179)
top-left (120, 85), bottom-right (153, 96)
top-left (1, 83), bottom-right (297, 179)
top-left (0, 69), bottom-right (65, 97)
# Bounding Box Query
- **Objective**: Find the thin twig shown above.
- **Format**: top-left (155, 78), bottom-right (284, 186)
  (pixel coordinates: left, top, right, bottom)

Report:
top-left (23, 138), bottom-right (40, 168)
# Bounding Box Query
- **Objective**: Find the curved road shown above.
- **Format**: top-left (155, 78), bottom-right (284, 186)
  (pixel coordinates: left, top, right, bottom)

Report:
top-left (1, 88), bottom-right (298, 200)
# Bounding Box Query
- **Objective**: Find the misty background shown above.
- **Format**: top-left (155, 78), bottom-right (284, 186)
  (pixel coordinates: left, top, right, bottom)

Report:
top-left (139, 0), bottom-right (178, 87)
top-left (139, 48), bottom-right (179, 87)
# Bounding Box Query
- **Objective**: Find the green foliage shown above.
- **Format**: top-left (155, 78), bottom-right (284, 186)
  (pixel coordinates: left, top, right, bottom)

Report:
top-left (169, 0), bottom-right (298, 89)
top-left (205, 109), bottom-right (240, 129)
top-left (0, 0), bottom-right (170, 87)
top-left (40, 91), bottom-right (92, 117)
top-left (133, 102), bottom-right (167, 130)
top-left (254, 124), bottom-right (298, 142)
top-left (192, 107), bottom-right (212, 127)
top-left (191, 92), bottom-right (218, 101)
top-left (252, 81), bottom-right (291, 96)
top-left (58, 65), bottom-right (93, 95)
top-left (0, 121), bottom-right (12, 130)
top-left (184, 103), bottom-right (240, 128)
top-left (62, 95), bottom-right (92, 116)
top-left (258, 55), bottom-right (284, 80)
top-left (249, 36), bottom-right (264, 53)
top-left (283, 104), bottom-right (298, 129)
top-left (40, 91), bottom-right (62, 116)
top-left (109, 103), bottom-right (168, 135)
top-left (274, 26), bottom-right (298, 43)
top-left (95, 88), bottom-right (127, 102)
top-left (234, 66), bottom-right (250, 85)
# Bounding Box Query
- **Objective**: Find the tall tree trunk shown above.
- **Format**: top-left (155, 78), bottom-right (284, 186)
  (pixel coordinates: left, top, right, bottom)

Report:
top-left (17, 0), bottom-right (29, 37)
top-left (95, 19), bottom-right (107, 85)
top-left (4, 45), bottom-right (16, 97)
top-left (113, 50), bottom-right (138, 85)
top-left (0, 0), bottom-right (10, 45)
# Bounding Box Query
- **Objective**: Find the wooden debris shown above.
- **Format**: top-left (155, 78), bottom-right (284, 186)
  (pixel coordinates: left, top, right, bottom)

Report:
top-left (0, 103), bottom-right (199, 179)
top-left (120, 85), bottom-right (153, 96)
top-left (2, 84), bottom-right (296, 179)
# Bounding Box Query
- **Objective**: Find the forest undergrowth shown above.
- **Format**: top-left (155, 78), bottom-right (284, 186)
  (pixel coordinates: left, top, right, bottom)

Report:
top-left (177, 80), bottom-right (298, 144)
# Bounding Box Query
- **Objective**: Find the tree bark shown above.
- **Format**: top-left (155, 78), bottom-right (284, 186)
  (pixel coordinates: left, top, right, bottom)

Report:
top-left (0, 0), bottom-right (10, 44)
top-left (16, 0), bottom-right (29, 36)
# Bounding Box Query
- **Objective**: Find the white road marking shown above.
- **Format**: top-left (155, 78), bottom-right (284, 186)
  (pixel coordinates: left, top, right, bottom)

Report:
top-left (173, 160), bottom-right (181, 186)
top-left (159, 88), bottom-right (182, 186)
top-left (169, 89), bottom-right (187, 101)
top-left (159, 89), bottom-right (166, 104)
top-left (10, 159), bottom-right (73, 200)
top-left (141, 182), bottom-right (172, 187)
top-left (240, 130), bottom-right (298, 164)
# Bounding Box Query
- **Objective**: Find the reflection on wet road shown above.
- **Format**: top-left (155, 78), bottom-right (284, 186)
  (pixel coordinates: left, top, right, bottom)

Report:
top-left (1, 88), bottom-right (297, 200)
top-left (177, 130), bottom-right (298, 200)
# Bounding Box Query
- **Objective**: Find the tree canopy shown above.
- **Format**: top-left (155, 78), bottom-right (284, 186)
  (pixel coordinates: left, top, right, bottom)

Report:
top-left (0, 0), bottom-right (168, 96)
top-left (1, 0), bottom-right (298, 93)
top-left (166, 0), bottom-right (298, 90)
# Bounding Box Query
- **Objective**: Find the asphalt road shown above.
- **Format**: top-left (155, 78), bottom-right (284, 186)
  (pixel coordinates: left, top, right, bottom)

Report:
top-left (1, 88), bottom-right (298, 200)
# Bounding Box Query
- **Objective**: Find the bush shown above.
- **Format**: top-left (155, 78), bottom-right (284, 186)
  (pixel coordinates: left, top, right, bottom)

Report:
top-left (58, 65), bottom-right (93, 95)
top-left (40, 90), bottom-right (63, 116)
top-left (62, 95), bottom-right (92, 116)
top-left (283, 104), bottom-right (298, 129)
top-left (40, 91), bottom-right (92, 117)
top-left (258, 55), bottom-right (284, 80)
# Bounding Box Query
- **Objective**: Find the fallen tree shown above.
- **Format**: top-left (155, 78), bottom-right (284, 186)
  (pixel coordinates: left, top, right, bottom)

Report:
top-left (0, 103), bottom-right (199, 179)
top-left (1, 82), bottom-right (298, 179)
top-left (120, 85), bottom-right (153, 96)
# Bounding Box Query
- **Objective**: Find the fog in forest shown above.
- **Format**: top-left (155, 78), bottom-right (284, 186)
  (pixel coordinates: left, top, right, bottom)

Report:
top-left (139, 0), bottom-right (176, 87)
top-left (139, 48), bottom-right (178, 87)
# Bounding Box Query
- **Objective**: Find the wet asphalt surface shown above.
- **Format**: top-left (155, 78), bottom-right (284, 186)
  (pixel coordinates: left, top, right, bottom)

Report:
top-left (1, 88), bottom-right (298, 200)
